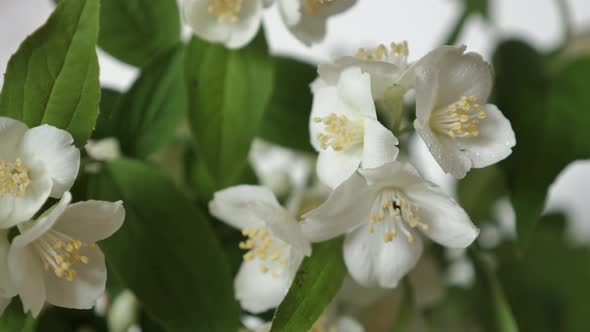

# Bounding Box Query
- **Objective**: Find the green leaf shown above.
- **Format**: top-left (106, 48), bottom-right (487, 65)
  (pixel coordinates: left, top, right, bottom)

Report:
top-left (492, 40), bottom-right (590, 247)
top-left (0, 0), bottom-right (100, 147)
top-left (391, 282), bottom-right (416, 332)
top-left (186, 35), bottom-right (274, 192)
top-left (99, 0), bottom-right (181, 66)
top-left (110, 46), bottom-right (186, 158)
top-left (260, 57), bottom-right (316, 153)
top-left (88, 159), bottom-right (239, 332)
top-left (93, 88), bottom-right (122, 139)
top-left (0, 299), bottom-right (35, 332)
top-left (473, 252), bottom-right (519, 332)
top-left (457, 165), bottom-right (507, 223)
top-left (270, 238), bottom-right (347, 332)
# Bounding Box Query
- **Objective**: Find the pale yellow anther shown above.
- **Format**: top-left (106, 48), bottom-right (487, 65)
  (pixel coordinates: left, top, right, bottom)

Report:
top-left (41, 234), bottom-right (96, 282)
top-left (407, 234), bottom-right (416, 244)
top-left (314, 113), bottom-right (364, 152)
top-left (0, 158), bottom-right (31, 197)
top-left (355, 41), bottom-right (409, 61)
top-left (303, 0), bottom-right (337, 15)
top-left (432, 95), bottom-right (486, 139)
top-left (260, 265), bottom-right (269, 273)
top-left (239, 227), bottom-right (287, 276)
top-left (368, 191), bottom-right (428, 244)
top-left (208, 0), bottom-right (242, 23)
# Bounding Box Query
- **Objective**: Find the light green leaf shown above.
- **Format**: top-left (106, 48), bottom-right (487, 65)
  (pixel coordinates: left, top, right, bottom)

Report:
top-left (186, 35), bottom-right (274, 192)
top-left (110, 46), bottom-right (186, 158)
top-left (99, 0), bottom-right (181, 66)
top-left (270, 238), bottom-right (347, 332)
top-left (260, 57), bottom-right (316, 153)
top-left (0, 300), bottom-right (35, 332)
top-left (88, 159), bottom-right (239, 332)
top-left (0, 0), bottom-right (100, 147)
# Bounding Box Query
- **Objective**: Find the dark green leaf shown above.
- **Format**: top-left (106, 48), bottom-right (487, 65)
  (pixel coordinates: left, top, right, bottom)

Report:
top-left (270, 238), bottom-right (347, 332)
top-left (260, 57), bottom-right (316, 153)
top-left (93, 88), bottom-right (122, 139)
top-left (457, 165), bottom-right (507, 223)
top-left (99, 0), bottom-right (181, 66)
top-left (36, 307), bottom-right (106, 332)
top-left (0, 299), bottom-right (35, 332)
top-left (88, 159), bottom-right (239, 332)
top-left (186, 35), bottom-right (274, 192)
top-left (111, 46), bottom-right (186, 158)
top-left (0, 0), bottom-right (100, 147)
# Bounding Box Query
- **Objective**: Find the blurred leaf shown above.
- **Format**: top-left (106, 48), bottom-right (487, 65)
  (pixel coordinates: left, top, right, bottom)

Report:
top-left (457, 165), bottom-right (507, 223)
top-left (0, 299), bottom-right (35, 332)
top-left (186, 35), bottom-right (274, 193)
top-left (111, 46), bottom-right (186, 158)
top-left (473, 253), bottom-right (519, 332)
top-left (36, 307), bottom-right (106, 332)
top-left (391, 282), bottom-right (416, 332)
top-left (260, 57), bottom-right (316, 153)
top-left (93, 88), bottom-right (122, 139)
top-left (88, 159), bottom-right (239, 332)
top-left (0, 0), bottom-right (100, 147)
top-left (270, 238), bottom-right (347, 332)
top-left (99, 0), bottom-right (180, 66)
top-left (492, 40), bottom-right (590, 247)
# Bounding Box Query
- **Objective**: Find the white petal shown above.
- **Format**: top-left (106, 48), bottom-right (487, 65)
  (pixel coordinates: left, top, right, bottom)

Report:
top-left (21, 125), bottom-right (80, 198)
top-left (302, 172), bottom-right (377, 242)
top-left (0, 162), bottom-right (52, 229)
top-left (234, 259), bottom-right (292, 314)
top-left (333, 316), bottom-right (365, 332)
top-left (316, 146), bottom-right (362, 189)
top-left (183, 0), bottom-right (232, 45)
top-left (277, 0), bottom-right (302, 26)
top-left (285, 14), bottom-right (327, 46)
top-left (209, 185), bottom-right (279, 230)
top-left (44, 247), bottom-right (106, 309)
top-left (225, 0), bottom-right (263, 49)
top-left (52, 200), bottom-right (125, 243)
top-left (361, 119), bottom-right (399, 169)
top-left (414, 65), bottom-right (438, 122)
top-left (309, 84), bottom-right (340, 151)
top-left (343, 226), bottom-right (423, 288)
top-left (457, 104), bottom-right (516, 168)
top-left (406, 182), bottom-right (479, 248)
top-left (262, 0), bottom-right (275, 8)
top-left (8, 246), bottom-right (45, 317)
top-left (0, 231), bottom-right (16, 298)
top-left (11, 192), bottom-right (72, 248)
top-left (337, 67), bottom-right (376, 119)
top-left (357, 161), bottom-right (423, 190)
top-left (0, 117), bottom-right (27, 159)
top-left (310, 0), bottom-right (356, 16)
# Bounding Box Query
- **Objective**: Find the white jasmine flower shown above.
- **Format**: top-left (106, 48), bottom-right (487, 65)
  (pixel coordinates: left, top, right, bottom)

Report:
top-left (408, 46), bottom-right (516, 178)
top-left (277, 0), bottom-right (356, 46)
top-left (0, 118), bottom-right (80, 229)
top-left (319, 41), bottom-right (411, 102)
top-left (302, 161), bottom-right (478, 288)
top-left (7, 192), bottom-right (125, 317)
top-left (182, 0), bottom-right (263, 49)
top-left (85, 138), bottom-right (121, 162)
top-left (209, 185), bottom-right (311, 313)
top-left (0, 230), bottom-right (15, 316)
top-left (310, 67), bottom-right (399, 188)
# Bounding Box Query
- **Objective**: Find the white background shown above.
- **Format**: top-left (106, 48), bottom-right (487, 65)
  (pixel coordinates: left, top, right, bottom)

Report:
top-left (1, 0), bottom-right (589, 240)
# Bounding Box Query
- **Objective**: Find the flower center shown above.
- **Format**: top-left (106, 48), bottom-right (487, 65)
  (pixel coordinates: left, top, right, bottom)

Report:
top-left (240, 228), bottom-right (288, 278)
top-left (431, 96), bottom-right (487, 138)
top-left (314, 113), bottom-right (364, 151)
top-left (303, 0), bottom-right (337, 15)
top-left (355, 41), bottom-right (409, 67)
top-left (35, 230), bottom-right (95, 282)
top-left (0, 158), bottom-right (31, 197)
top-left (208, 0), bottom-right (242, 23)
top-left (368, 190), bottom-right (429, 243)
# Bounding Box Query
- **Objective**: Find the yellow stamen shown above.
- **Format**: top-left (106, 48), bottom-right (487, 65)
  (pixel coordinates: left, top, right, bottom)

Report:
top-left (239, 227), bottom-right (288, 279)
top-left (37, 232), bottom-right (96, 283)
top-left (0, 159), bottom-right (31, 197)
top-left (355, 41), bottom-right (409, 61)
top-left (314, 113), bottom-right (364, 152)
top-left (432, 95), bottom-right (487, 138)
top-left (303, 0), bottom-right (337, 15)
top-left (208, 0), bottom-right (242, 23)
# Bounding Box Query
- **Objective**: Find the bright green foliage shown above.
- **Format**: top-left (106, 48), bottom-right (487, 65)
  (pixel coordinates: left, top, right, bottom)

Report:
top-left (88, 159), bottom-right (240, 332)
top-left (99, 0), bottom-right (181, 67)
top-left (185, 35), bottom-right (274, 194)
top-left (108, 46), bottom-right (186, 158)
top-left (271, 238), bottom-right (347, 332)
top-left (0, 0), bottom-right (100, 147)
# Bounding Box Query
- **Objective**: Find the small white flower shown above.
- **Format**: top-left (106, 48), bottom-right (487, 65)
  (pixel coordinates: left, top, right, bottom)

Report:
top-left (182, 0), bottom-right (263, 49)
top-left (0, 117), bottom-right (80, 229)
top-left (7, 192), bottom-right (125, 317)
top-left (0, 230), bottom-right (16, 316)
top-left (209, 185), bottom-right (311, 313)
top-left (310, 67), bottom-right (399, 188)
top-left (85, 138), bottom-right (121, 162)
top-left (302, 161), bottom-right (478, 288)
top-left (277, 0), bottom-right (356, 46)
top-left (408, 46), bottom-right (516, 178)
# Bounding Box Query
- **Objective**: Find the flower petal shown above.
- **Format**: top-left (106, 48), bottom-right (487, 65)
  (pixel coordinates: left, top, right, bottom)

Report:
top-left (357, 161), bottom-right (423, 190)
top-left (337, 67), bottom-right (376, 119)
top-left (309, 83), bottom-right (340, 151)
top-left (52, 200), bottom-right (125, 243)
top-left (209, 185), bottom-right (279, 230)
top-left (234, 259), bottom-right (292, 314)
top-left (277, 0), bottom-right (302, 26)
top-left (316, 146), bottom-right (362, 189)
top-left (361, 119), bottom-right (399, 169)
top-left (302, 172), bottom-right (377, 242)
top-left (343, 225), bottom-right (423, 288)
top-left (8, 246), bottom-right (46, 317)
top-left (457, 104), bottom-right (516, 168)
top-left (183, 0), bottom-right (232, 45)
top-left (0, 117), bottom-right (27, 159)
top-left (21, 125), bottom-right (80, 198)
top-left (406, 182), bottom-right (478, 248)
top-left (0, 231), bottom-right (16, 298)
top-left (333, 316), bottom-right (365, 332)
top-left (225, 0), bottom-right (263, 49)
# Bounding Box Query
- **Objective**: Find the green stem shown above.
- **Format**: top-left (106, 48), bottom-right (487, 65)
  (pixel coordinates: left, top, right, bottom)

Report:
top-left (556, 0), bottom-right (573, 42)
top-left (444, 9), bottom-right (470, 45)
top-left (397, 124), bottom-right (415, 136)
